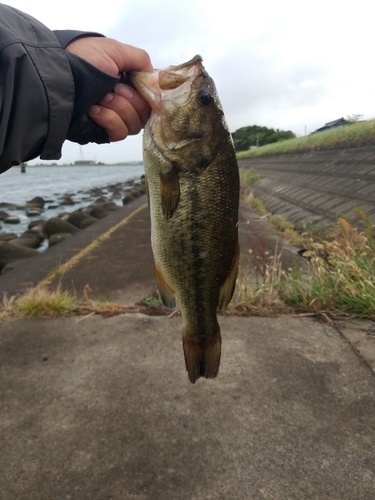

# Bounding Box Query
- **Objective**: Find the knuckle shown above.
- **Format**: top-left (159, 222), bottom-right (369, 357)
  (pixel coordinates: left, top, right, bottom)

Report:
top-left (128, 123), bottom-right (142, 136)
top-left (140, 49), bottom-right (151, 64)
top-left (137, 49), bottom-right (152, 71)
top-left (100, 109), bottom-right (126, 140)
top-left (110, 126), bottom-right (128, 142)
top-left (105, 110), bottom-right (120, 128)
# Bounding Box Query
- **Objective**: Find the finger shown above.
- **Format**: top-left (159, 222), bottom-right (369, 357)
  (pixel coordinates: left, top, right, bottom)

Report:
top-left (111, 42), bottom-right (153, 72)
top-left (67, 38), bottom-right (153, 76)
top-left (88, 105), bottom-right (129, 142)
top-left (98, 92), bottom-right (144, 135)
top-left (113, 84), bottom-right (151, 126)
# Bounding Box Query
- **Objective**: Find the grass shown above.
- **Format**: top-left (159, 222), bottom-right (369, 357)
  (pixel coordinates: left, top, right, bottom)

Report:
top-left (0, 284), bottom-right (142, 322)
top-left (239, 168), bottom-right (262, 193)
top-left (268, 214), bottom-right (294, 233)
top-left (97, 295), bottom-right (108, 304)
top-left (238, 147), bottom-right (375, 319)
top-left (280, 210), bottom-right (375, 317)
top-left (0, 294), bottom-right (17, 322)
top-left (239, 167), bottom-right (268, 215)
top-left (237, 119), bottom-right (375, 158)
top-left (15, 286), bottom-right (78, 317)
top-left (233, 246), bottom-right (293, 315)
top-left (141, 294), bottom-right (163, 308)
top-left (233, 208), bottom-right (375, 319)
top-left (49, 267), bottom-right (63, 277)
top-left (245, 193), bottom-right (267, 215)
top-left (268, 215), bottom-right (329, 248)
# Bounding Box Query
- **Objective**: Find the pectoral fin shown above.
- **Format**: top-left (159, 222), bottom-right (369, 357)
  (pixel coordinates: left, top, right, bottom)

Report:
top-left (154, 262), bottom-right (177, 310)
top-left (160, 168), bottom-right (180, 219)
top-left (218, 240), bottom-right (240, 310)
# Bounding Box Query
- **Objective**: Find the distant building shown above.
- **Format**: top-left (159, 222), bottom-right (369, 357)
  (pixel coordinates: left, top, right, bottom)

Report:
top-left (74, 160), bottom-right (96, 166)
top-left (313, 117), bottom-right (347, 133)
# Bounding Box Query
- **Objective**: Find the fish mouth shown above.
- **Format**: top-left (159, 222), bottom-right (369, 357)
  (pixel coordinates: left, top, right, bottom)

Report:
top-left (165, 54), bottom-right (203, 71)
top-left (130, 55), bottom-right (204, 114)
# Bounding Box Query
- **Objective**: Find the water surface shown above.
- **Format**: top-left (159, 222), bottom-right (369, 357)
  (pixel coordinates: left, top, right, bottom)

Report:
top-left (0, 164), bottom-right (144, 238)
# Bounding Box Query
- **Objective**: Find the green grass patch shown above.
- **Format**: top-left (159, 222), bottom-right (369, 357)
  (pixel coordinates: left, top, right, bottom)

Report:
top-left (233, 209), bottom-right (375, 319)
top-left (16, 287), bottom-right (78, 316)
top-left (269, 214), bottom-right (295, 232)
top-left (141, 294), bottom-right (163, 308)
top-left (49, 267), bottom-right (63, 277)
top-left (237, 119), bottom-right (375, 158)
top-left (239, 167), bottom-right (268, 215)
top-left (280, 210), bottom-right (375, 317)
top-left (239, 168), bottom-right (262, 193)
top-left (268, 215), bottom-right (304, 246)
top-left (243, 193), bottom-right (267, 215)
top-left (268, 215), bottom-right (328, 248)
top-left (294, 221), bottom-right (329, 240)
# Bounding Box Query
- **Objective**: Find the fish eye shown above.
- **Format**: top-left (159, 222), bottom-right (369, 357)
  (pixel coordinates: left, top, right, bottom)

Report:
top-left (197, 90), bottom-right (212, 106)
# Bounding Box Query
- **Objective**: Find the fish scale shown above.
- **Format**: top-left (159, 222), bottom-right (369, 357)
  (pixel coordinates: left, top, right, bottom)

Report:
top-left (131, 56), bottom-right (239, 383)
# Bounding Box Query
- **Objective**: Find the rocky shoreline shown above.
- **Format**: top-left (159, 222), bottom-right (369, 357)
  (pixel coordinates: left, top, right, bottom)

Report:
top-left (0, 176), bottom-right (146, 274)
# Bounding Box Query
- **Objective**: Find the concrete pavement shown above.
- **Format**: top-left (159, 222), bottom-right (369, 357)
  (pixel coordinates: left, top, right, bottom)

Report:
top-left (1, 197), bottom-right (375, 499)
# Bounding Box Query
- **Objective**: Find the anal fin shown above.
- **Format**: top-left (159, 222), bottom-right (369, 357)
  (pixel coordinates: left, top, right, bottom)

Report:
top-left (154, 262), bottom-right (177, 310)
top-left (218, 240), bottom-right (240, 310)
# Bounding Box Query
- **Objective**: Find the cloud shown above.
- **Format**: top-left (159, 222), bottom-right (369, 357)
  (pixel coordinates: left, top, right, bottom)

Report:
top-left (109, 0), bottom-right (209, 67)
top-left (5, 0), bottom-right (375, 164)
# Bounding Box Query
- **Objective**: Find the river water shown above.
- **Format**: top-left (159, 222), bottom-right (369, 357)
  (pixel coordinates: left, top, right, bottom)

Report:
top-left (0, 164), bottom-right (145, 239)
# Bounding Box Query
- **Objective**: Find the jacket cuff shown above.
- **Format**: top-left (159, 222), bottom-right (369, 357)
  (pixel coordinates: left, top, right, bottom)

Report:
top-left (53, 30), bottom-right (121, 145)
top-left (65, 51), bottom-right (120, 144)
top-left (53, 30), bottom-right (105, 49)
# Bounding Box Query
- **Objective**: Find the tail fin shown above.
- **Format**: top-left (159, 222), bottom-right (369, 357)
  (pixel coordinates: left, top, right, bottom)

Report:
top-left (182, 334), bottom-right (221, 384)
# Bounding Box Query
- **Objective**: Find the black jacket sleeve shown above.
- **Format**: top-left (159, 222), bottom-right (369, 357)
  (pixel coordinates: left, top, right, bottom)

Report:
top-left (0, 5), bottom-right (120, 174)
top-left (53, 30), bottom-right (120, 146)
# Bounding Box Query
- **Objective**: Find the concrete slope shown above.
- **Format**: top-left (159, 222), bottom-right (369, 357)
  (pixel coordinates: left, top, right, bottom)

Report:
top-left (239, 145), bottom-right (375, 227)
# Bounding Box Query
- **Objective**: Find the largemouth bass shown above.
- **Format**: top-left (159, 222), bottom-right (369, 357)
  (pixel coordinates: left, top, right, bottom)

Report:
top-left (130, 55), bottom-right (239, 383)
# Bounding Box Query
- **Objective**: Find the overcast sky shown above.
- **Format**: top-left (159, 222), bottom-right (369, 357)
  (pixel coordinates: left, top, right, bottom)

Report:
top-left (5, 0), bottom-right (375, 164)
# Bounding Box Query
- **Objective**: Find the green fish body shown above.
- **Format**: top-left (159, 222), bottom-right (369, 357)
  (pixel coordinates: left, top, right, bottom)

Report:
top-left (131, 56), bottom-right (239, 383)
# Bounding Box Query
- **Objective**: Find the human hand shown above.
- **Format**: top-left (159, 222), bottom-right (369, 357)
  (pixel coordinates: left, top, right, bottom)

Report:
top-left (66, 37), bottom-right (153, 141)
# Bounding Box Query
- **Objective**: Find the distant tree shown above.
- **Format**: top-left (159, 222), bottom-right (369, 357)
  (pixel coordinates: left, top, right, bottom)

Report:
top-left (231, 125), bottom-right (296, 152)
top-left (346, 114), bottom-right (363, 124)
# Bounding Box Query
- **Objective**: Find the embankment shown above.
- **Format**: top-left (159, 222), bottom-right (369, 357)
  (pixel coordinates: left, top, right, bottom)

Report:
top-left (238, 144), bottom-right (375, 227)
